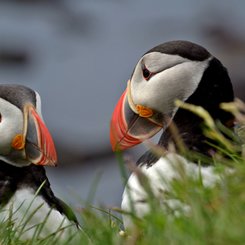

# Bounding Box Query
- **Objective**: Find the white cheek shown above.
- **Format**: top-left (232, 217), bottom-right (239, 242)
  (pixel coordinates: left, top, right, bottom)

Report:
top-left (132, 59), bottom-right (209, 114)
top-left (0, 99), bottom-right (24, 155)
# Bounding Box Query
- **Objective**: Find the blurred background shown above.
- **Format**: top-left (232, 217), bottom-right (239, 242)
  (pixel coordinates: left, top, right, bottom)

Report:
top-left (0, 0), bottom-right (244, 210)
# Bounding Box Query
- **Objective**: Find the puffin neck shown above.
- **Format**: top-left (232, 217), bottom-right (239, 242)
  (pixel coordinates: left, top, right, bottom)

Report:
top-left (0, 162), bottom-right (57, 207)
top-left (0, 161), bottom-right (79, 225)
top-left (186, 57), bottom-right (234, 123)
top-left (0, 161), bottom-right (49, 206)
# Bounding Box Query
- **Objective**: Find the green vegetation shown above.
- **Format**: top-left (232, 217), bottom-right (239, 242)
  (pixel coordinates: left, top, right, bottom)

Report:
top-left (1, 100), bottom-right (245, 244)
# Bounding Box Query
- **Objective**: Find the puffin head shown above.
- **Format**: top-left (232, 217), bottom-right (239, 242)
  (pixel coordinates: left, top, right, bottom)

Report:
top-left (110, 40), bottom-right (234, 151)
top-left (0, 84), bottom-right (57, 167)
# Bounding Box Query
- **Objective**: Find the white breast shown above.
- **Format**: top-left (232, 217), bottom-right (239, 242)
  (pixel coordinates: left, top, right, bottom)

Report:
top-left (0, 188), bottom-right (77, 240)
top-left (121, 153), bottom-right (219, 229)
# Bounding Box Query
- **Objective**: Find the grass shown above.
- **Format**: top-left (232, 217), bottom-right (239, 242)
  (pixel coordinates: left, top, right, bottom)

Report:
top-left (1, 99), bottom-right (245, 244)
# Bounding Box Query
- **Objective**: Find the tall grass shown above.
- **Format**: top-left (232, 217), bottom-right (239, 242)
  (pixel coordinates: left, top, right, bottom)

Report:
top-left (1, 100), bottom-right (245, 244)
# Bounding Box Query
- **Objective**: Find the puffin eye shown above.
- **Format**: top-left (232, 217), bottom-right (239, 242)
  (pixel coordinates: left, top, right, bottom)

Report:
top-left (142, 67), bottom-right (151, 80)
top-left (0, 113), bottom-right (2, 122)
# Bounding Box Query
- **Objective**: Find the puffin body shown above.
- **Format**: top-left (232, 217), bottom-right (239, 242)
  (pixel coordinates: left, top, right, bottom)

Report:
top-left (0, 85), bottom-right (78, 239)
top-left (0, 163), bottom-right (77, 239)
top-left (110, 41), bottom-right (234, 228)
top-left (121, 154), bottom-right (219, 228)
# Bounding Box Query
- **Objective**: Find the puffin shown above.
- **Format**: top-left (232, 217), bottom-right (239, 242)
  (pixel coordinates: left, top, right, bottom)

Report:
top-left (0, 84), bottom-right (78, 239)
top-left (110, 40), bottom-right (234, 228)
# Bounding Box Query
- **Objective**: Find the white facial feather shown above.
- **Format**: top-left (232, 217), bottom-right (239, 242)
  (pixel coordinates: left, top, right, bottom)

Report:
top-left (0, 98), bottom-right (23, 155)
top-left (131, 53), bottom-right (211, 115)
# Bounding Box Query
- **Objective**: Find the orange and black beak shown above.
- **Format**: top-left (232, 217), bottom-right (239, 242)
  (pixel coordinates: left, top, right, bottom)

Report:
top-left (110, 81), bottom-right (164, 152)
top-left (12, 105), bottom-right (57, 166)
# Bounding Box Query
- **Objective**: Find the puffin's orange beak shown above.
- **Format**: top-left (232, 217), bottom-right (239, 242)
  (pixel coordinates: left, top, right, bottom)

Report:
top-left (24, 105), bottom-right (57, 166)
top-left (110, 89), bottom-right (141, 151)
top-left (110, 83), bottom-right (163, 152)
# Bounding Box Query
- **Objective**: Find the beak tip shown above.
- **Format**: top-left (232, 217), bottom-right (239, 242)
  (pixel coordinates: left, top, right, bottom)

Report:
top-left (110, 140), bottom-right (117, 152)
top-left (50, 155), bottom-right (58, 167)
top-left (111, 144), bottom-right (120, 152)
top-left (110, 130), bottom-right (124, 152)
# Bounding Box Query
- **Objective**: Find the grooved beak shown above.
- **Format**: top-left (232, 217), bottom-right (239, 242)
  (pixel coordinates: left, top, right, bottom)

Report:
top-left (110, 84), bottom-right (163, 151)
top-left (24, 105), bottom-right (57, 166)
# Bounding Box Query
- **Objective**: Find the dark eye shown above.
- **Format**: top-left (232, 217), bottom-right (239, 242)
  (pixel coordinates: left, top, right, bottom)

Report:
top-left (142, 67), bottom-right (151, 80)
top-left (0, 113), bottom-right (2, 122)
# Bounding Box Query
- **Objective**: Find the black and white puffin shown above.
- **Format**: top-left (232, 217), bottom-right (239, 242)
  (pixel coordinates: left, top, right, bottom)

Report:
top-left (110, 40), bottom-right (234, 228)
top-left (0, 85), bottom-right (78, 239)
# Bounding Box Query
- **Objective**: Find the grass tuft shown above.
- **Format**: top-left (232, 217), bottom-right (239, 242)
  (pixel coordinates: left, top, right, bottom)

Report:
top-left (1, 100), bottom-right (245, 244)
